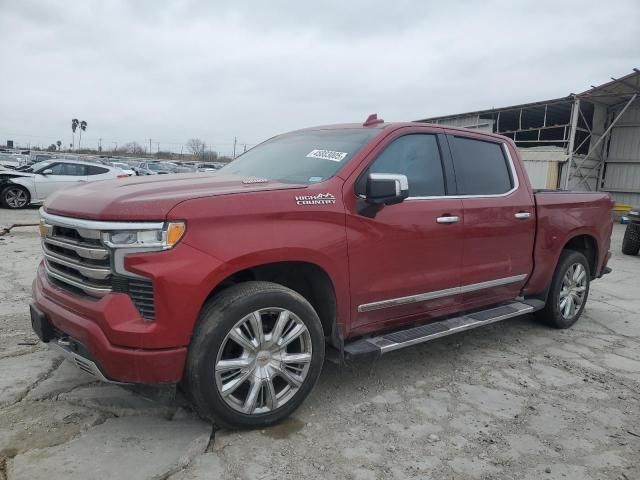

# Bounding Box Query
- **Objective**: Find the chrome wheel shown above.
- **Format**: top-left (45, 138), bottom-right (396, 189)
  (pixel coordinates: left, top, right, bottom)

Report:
top-left (4, 187), bottom-right (28, 208)
top-left (559, 263), bottom-right (587, 320)
top-left (215, 308), bottom-right (313, 415)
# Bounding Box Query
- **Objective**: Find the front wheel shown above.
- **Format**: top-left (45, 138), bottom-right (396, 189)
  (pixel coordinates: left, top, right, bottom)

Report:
top-left (185, 281), bottom-right (325, 429)
top-left (536, 250), bottom-right (590, 329)
top-left (1, 185), bottom-right (30, 209)
top-left (622, 223), bottom-right (640, 255)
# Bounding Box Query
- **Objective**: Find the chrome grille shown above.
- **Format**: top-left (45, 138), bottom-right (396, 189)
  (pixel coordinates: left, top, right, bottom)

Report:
top-left (40, 209), bottom-right (160, 320)
top-left (42, 224), bottom-right (112, 298)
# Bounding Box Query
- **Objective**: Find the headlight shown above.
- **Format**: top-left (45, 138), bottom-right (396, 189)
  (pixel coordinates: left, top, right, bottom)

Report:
top-left (102, 222), bottom-right (186, 249)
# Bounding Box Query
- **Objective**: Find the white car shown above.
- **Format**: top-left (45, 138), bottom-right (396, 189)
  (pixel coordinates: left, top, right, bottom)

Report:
top-left (109, 161), bottom-right (136, 176)
top-left (0, 160), bottom-right (128, 209)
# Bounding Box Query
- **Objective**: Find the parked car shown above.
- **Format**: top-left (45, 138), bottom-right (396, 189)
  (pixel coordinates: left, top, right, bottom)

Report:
top-left (31, 116), bottom-right (613, 428)
top-left (109, 161), bottom-right (136, 176)
top-left (193, 162), bottom-right (220, 172)
top-left (622, 207), bottom-right (640, 255)
top-left (136, 161), bottom-right (175, 175)
top-left (0, 159), bottom-right (128, 209)
top-left (166, 161), bottom-right (194, 173)
top-left (0, 153), bottom-right (31, 170)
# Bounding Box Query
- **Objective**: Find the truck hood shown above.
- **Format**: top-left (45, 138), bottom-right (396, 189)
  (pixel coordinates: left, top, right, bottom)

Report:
top-left (44, 173), bottom-right (306, 220)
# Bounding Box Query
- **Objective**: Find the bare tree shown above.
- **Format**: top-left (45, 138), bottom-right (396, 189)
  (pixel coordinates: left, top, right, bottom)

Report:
top-left (186, 138), bottom-right (206, 157)
top-left (119, 142), bottom-right (145, 154)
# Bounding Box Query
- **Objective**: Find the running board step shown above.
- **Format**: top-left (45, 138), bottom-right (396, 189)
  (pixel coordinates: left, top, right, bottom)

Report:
top-left (344, 300), bottom-right (543, 358)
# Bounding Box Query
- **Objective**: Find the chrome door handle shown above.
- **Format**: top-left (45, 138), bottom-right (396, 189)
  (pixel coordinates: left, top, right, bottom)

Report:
top-left (436, 216), bottom-right (460, 224)
top-left (514, 212), bottom-right (531, 219)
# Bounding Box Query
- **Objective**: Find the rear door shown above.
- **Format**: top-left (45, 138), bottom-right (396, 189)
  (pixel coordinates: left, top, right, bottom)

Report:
top-left (345, 129), bottom-right (464, 332)
top-left (445, 132), bottom-right (535, 308)
top-left (34, 162), bottom-right (88, 200)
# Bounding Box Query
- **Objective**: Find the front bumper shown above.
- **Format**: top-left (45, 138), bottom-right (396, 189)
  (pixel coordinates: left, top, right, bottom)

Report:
top-left (32, 266), bottom-right (187, 384)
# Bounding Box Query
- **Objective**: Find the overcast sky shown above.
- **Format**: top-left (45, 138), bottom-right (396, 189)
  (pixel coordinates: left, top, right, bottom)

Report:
top-left (1, 0), bottom-right (638, 154)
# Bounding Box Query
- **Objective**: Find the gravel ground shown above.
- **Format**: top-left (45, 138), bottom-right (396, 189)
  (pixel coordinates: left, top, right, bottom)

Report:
top-left (0, 207), bottom-right (638, 480)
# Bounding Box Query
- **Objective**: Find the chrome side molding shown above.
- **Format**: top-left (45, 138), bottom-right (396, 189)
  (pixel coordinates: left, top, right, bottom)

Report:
top-left (357, 274), bottom-right (528, 313)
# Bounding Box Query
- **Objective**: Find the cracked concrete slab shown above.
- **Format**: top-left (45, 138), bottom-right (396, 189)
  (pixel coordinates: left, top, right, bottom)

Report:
top-left (0, 350), bottom-right (60, 407)
top-left (0, 401), bottom-right (105, 457)
top-left (58, 385), bottom-right (175, 417)
top-left (7, 416), bottom-right (212, 480)
top-left (25, 359), bottom-right (97, 401)
top-left (0, 207), bottom-right (639, 480)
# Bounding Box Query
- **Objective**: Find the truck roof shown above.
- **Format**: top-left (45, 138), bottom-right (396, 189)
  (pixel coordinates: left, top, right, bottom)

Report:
top-left (293, 120), bottom-right (512, 144)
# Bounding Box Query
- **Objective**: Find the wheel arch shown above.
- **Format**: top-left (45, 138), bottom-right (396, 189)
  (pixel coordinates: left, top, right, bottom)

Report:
top-left (525, 231), bottom-right (599, 302)
top-left (562, 233), bottom-right (598, 278)
top-left (204, 260), bottom-right (340, 347)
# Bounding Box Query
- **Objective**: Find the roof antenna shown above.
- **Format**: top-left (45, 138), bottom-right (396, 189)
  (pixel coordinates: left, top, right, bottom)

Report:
top-left (363, 113), bottom-right (384, 127)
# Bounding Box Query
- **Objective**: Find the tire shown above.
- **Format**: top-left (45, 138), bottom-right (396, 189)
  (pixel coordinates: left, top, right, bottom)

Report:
top-left (622, 223), bottom-right (640, 256)
top-left (536, 250), bottom-right (590, 329)
top-left (185, 281), bottom-right (325, 429)
top-left (1, 185), bottom-right (30, 209)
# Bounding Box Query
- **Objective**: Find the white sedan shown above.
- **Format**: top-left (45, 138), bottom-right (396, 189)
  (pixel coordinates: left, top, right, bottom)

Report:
top-left (0, 159), bottom-right (128, 209)
top-left (109, 161), bottom-right (136, 176)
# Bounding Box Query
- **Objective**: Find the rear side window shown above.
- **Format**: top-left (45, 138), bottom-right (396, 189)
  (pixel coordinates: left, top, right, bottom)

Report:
top-left (367, 134), bottom-right (445, 197)
top-left (450, 136), bottom-right (513, 195)
top-left (86, 165), bottom-right (109, 175)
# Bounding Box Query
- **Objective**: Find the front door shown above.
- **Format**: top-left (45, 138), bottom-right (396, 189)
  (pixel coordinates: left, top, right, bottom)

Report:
top-left (34, 162), bottom-right (87, 200)
top-left (345, 130), bottom-right (464, 333)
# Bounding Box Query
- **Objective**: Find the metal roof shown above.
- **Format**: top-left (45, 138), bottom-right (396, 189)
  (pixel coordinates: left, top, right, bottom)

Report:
top-left (415, 96), bottom-right (573, 123)
top-left (578, 69), bottom-right (640, 106)
top-left (416, 69), bottom-right (640, 122)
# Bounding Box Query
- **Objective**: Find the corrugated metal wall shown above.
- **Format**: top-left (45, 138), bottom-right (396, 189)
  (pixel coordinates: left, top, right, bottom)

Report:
top-left (431, 115), bottom-right (495, 133)
top-left (603, 105), bottom-right (640, 205)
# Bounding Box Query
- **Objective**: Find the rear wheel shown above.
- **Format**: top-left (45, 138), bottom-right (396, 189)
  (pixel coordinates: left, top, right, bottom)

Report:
top-left (536, 250), bottom-right (590, 329)
top-left (185, 281), bottom-right (325, 429)
top-left (1, 185), bottom-right (30, 209)
top-left (622, 223), bottom-right (640, 255)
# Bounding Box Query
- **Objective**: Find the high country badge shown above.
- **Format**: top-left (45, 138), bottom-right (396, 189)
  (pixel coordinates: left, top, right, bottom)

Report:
top-left (295, 193), bottom-right (337, 205)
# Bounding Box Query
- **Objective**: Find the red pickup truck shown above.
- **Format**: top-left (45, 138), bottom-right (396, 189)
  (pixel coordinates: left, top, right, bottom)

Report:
top-left (31, 115), bottom-right (613, 428)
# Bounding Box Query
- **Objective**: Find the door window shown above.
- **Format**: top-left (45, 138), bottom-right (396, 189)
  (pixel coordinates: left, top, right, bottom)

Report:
top-left (48, 163), bottom-right (86, 176)
top-left (449, 136), bottom-right (513, 195)
top-left (365, 134), bottom-right (446, 197)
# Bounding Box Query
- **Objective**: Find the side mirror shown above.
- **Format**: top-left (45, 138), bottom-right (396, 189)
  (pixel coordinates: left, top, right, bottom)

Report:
top-left (41, 169), bottom-right (53, 175)
top-left (365, 173), bottom-right (409, 205)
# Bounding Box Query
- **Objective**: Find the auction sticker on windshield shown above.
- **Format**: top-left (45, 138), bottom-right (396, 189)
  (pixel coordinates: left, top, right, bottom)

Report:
top-left (306, 149), bottom-right (348, 162)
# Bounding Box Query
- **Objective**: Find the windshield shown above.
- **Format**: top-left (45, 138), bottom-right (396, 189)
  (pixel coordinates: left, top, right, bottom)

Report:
top-left (220, 128), bottom-right (379, 184)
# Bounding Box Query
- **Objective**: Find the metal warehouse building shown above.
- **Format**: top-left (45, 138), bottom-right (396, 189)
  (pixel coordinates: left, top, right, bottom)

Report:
top-left (417, 69), bottom-right (640, 206)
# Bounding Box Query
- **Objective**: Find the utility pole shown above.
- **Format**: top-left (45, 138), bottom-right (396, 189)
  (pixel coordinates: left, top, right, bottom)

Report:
top-left (113, 141), bottom-right (118, 152)
top-left (149, 138), bottom-right (153, 156)
top-left (98, 138), bottom-right (102, 152)
top-left (233, 136), bottom-right (237, 159)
